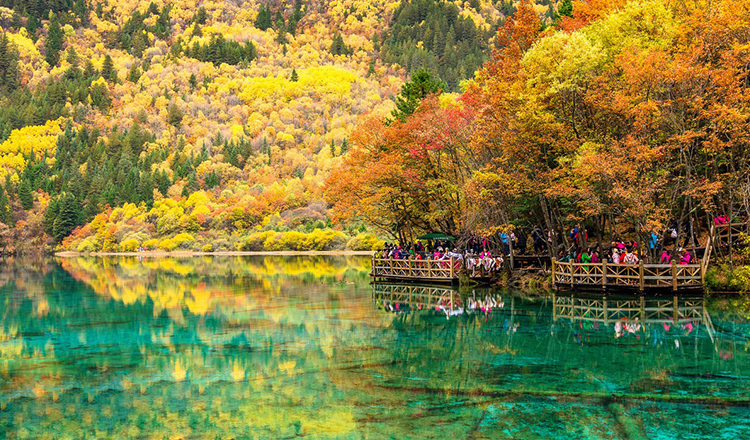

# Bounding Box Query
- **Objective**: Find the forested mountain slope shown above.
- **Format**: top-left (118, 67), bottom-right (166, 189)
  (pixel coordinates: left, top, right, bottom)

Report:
top-left (0, 0), bottom-right (555, 253)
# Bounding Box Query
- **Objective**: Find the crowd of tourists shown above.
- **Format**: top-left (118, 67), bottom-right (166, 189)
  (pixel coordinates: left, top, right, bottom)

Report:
top-left (376, 241), bottom-right (505, 276)
top-left (374, 217), bottom-right (718, 277)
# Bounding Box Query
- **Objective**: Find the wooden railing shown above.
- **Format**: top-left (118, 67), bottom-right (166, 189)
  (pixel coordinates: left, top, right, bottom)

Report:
top-left (552, 260), bottom-right (703, 291)
top-left (371, 256), bottom-right (459, 282)
top-left (715, 222), bottom-right (750, 242)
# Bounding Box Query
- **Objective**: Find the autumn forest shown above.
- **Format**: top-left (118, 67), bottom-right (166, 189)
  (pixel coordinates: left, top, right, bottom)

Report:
top-left (0, 0), bottom-right (747, 259)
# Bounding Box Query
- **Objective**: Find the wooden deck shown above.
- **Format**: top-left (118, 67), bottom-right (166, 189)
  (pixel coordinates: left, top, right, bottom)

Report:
top-left (371, 256), bottom-right (460, 284)
top-left (552, 260), bottom-right (703, 292)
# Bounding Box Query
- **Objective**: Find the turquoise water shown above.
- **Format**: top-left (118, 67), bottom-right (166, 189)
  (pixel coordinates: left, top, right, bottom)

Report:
top-left (1, 256), bottom-right (749, 439)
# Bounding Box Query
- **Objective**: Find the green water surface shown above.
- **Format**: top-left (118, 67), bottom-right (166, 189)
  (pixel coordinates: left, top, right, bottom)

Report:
top-left (0, 256), bottom-right (749, 439)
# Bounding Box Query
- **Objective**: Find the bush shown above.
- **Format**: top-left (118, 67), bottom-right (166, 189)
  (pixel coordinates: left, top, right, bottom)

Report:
top-left (346, 233), bottom-right (383, 251)
top-left (158, 238), bottom-right (176, 251)
top-left (172, 233), bottom-right (195, 249)
top-left (202, 244), bottom-right (214, 252)
top-left (238, 230), bottom-right (275, 251)
top-left (120, 238), bottom-right (140, 252)
top-left (142, 238), bottom-right (159, 250)
top-left (77, 239), bottom-right (96, 253)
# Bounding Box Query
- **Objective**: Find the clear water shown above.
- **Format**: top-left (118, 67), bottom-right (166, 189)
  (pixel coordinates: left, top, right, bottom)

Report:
top-left (1, 256), bottom-right (749, 439)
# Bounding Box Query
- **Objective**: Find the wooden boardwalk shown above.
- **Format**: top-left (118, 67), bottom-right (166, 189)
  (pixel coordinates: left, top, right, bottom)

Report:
top-left (371, 256), bottom-right (461, 284)
top-left (552, 261), bottom-right (703, 292)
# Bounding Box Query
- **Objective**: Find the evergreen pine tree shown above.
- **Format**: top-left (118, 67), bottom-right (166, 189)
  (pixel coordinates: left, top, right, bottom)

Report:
top-left (45, 12), bottom-right (64, 67)
top-left (290, 69), bottom-right (298, 82)
top-left (0, 184), bottom-right (12, 225)
top-left (126, 63), bottom-right (141, 82)
top-left (558, 0), bottom-right (573, 18)
top-left (167, 103), bottom-right (184, 127)
top-left (101, 54), bottom-right (116, 82)
top-left (255, 5), bottom-right (273, 31)
top-left (18, 179), bottom-right (33, 210)
top-left (52, 193), bottom-right (80, 242)
top-left (389, 68), bottom-right (444, 123)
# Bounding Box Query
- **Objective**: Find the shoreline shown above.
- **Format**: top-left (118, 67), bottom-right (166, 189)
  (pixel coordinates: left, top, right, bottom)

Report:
top-left (55, 250), bottom-right (375, 258)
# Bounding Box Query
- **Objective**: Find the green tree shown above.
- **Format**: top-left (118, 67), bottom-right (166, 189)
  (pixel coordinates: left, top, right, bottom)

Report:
top-left (290, 69), bottom-right (298, 82)
top-left (126, 63), bottom-right (141, 82)
top-left (167, 103), bottom-right (184, 127)
top-left (53, 193), bottom-right (81, 242)
top-left (389, 68), bottom-right (444, 123)
top-left (559, 0), bottom-right (573, 18)
top-left (255, 5), bottom-right (273, 31)
top-left (0, 184), bottom-right (12, 225)
top-left (0, 33), bottom-right (20, 95)
top-left (45, 12), bottom-right (64, 66)
top-left (101, 54), bottom-right (116, 82)
top-left (18, 179), bottom-right (33, 210)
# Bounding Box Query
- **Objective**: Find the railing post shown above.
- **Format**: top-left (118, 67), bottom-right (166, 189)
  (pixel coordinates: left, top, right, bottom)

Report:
top-left (602, 260), bottom-right (608, 289)
top-left (551, 259), bottom-right (556, 289)
top-left (638, 260), bottom-right (644, 292)
top-left (671, 261), bottom-right (678, 291)
top-left (450, 257), bottom-right (455, 279)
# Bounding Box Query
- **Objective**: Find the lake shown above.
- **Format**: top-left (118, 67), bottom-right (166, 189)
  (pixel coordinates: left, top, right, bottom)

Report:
top-left (1, 256), bottom-right (749, 439)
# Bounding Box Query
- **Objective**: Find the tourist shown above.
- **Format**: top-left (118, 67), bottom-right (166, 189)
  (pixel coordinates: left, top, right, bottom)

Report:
top-left (679, 248), bottom-right (692, 265)
top-left (623, 249), bottom-right (639, 265)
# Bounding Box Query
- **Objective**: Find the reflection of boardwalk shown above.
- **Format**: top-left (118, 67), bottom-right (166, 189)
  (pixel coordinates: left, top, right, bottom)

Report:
top-left (372, 283), bottom-right (461, 311)
top-left (553, 294), bottom-right (716, 344)
top-left (553, 295), bottom-right (704, 324)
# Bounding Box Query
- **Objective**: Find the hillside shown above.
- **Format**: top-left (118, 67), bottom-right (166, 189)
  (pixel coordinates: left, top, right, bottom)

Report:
top-left (0, 0), bottom-right (536, 253)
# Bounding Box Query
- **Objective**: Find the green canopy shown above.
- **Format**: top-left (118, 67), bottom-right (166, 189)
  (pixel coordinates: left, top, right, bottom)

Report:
top-left (417, 233), bottom-right (455, 241)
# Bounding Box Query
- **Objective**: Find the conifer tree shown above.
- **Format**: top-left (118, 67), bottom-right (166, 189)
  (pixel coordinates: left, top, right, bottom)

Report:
top-left (255, 5), bottom-right (273, 31)
top-left (0, 184), bottom-right (12, 225)
top-left (53, 193), bottom-right (80, 242)
top-left (45, 12), bottom-right (64, 66)
top-left (558, 0), bottom-right (573, 18)
top-left (18, 179), bottom-right (33, 210)
top-left (101, 54), bottom-right (116, 82)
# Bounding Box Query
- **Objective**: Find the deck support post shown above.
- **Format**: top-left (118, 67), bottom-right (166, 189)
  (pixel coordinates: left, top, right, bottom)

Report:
top-left (551, 259), bottom-right (556, 290)
top-left (638, 261), bottom-right (645, 292)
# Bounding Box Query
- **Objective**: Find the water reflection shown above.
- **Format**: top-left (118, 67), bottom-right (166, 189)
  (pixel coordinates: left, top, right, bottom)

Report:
top-left (1, 258), bottom-right (749, 439)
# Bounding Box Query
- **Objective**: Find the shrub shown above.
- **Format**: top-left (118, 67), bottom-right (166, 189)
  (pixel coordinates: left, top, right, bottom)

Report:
top-left (346, 233), bottom-right (383, 251)
top-left (173, 233), bottom-right (195, 249)
top-left (202, 244), bottom-right (214, 253)
top-left (77, 239), bottom-right (96, 253)
top-left (142, 238), bottom-right (159, 250)
top-left (158, 238), bottom-right (176, 251)
top-left (120, 238), bottom-right (140, 252)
